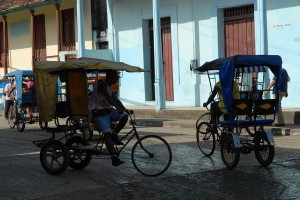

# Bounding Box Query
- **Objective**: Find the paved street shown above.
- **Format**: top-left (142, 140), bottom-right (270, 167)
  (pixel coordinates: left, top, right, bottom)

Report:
top-left (1, 117), bottom-right (300, 200)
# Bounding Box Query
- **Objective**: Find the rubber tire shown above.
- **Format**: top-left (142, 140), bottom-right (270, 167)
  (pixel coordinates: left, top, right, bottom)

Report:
top-left (196, 122), bottom-right (216, 157)
top-left (195, 112), bottom-right (211, 129)
top-left (131, 135), bottom-right (172, 177)
top-left (40, 140), bottom-right (70, 175)
top-left (254, 132), bottom-right (275, 167)
top-left (17, 113), bottom-right (25, 132)
top-left (221, 135), bottom-right (240, 169)
top-left (65, 136), bottom-right (92, 170)
top-left (8, 107), bottom-right (16, 129)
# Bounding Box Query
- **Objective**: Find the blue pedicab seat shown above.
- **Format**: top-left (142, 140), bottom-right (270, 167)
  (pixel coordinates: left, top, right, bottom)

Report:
top-left (219, 98), bottom-right (278, 127)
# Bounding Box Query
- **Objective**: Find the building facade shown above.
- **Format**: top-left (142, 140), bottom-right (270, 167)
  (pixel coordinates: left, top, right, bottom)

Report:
top-left (0, 0), bottom-right (299, 109)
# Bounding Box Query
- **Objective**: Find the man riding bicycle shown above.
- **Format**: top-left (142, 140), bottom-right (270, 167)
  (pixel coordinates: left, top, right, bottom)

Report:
top-left (89, 70), bottom-right (129, 166)
top-left (203, 79), bottom-right (240, 132)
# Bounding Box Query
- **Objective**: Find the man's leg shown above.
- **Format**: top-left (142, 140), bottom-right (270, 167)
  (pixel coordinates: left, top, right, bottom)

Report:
top-left (207, 102), bottom-right (218, 133)
top-left (103, 132), bottom-right (124, 166)
top-left (277, 93), bottom-right (285, 125)
top-left (110, 110), bottom-right (128, 145)
top-left (94, 114), bottom-right (124, 166)
top-left (114, 114), bottom-right (128, 134)
top-left (4, 100), bottom-right (12, 119)
top-left (209, 102), bottom-right (218, 125)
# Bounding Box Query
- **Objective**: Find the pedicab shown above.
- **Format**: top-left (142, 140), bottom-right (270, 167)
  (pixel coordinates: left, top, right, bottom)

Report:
top-left (4, 70), bottom-right (47, 131)
top-left (32, 57), bottom-right (172, 176)
top-left (195, 55), bottom-right (282, 169)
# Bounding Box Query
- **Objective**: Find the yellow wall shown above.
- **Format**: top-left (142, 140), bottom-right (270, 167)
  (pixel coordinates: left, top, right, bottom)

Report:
top-left (6, 11), bottom-right (32, 71)
top-left (0, 0), bottom-right (93, 76)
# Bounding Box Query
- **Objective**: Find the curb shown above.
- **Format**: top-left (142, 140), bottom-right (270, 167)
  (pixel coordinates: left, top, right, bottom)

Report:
top-left (134, 118), bottom-right (300, 136)
top-left (270, 127), bottom-right (300, 136)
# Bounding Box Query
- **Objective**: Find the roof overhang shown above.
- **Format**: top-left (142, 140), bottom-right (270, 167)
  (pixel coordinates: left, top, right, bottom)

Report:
top-left (0, 0), bottom-right (61, 15)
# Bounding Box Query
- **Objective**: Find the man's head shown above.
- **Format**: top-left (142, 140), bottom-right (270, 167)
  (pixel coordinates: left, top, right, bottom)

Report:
top-left (106, 70), bottom-right (120, 85)
top-left (8, 77), bottom-right (14, 83)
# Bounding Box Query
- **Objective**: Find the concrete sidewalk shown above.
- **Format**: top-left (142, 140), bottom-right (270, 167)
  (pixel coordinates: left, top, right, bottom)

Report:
top-left (126, 105), bottom-right (300, 124)
top-left (125, 105), bottom-right (300, 136)
top-left (1, 106), bottom-right (300, 136)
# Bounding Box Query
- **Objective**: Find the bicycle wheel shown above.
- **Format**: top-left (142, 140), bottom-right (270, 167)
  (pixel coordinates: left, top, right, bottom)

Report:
top-left (195, 112), bottom-right (211, 129)
top-left (65, 136), bottom-right (92, 169)
top-left (16, 113), bottom-right (25, 132)
top-left (40, 140), bottom-right (70, 175)
top-left (8, 107), bottom-right (16, 129)
top-left (196, 122), bottom-right (216, 157)
top-left (221, 135), bottom-right (240, 169)
top-left (131, 135), bottom-right (172, 177)
top-left (254, 132), bottom-right (274, 167)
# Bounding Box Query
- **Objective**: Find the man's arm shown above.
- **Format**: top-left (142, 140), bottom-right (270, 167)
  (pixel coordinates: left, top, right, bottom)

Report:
top-left (8, 85), bottom-right (16, 96)
top-left (111, 93), bottom-right (126, 111)
top-left (98, 81), bottom-right (125, 112)
top-left (203, 85), bottom-right (219, 107)
top-left (264, 80), bottom-right (275, 95)
top-left (3, 84), bottom-right (9, 96)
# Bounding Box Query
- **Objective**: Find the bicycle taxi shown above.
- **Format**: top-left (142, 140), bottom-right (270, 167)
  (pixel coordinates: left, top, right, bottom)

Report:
top-left (195, 55), bottom-right (282, 169)
top-left (32, 57), bottom-right (172, 176)
top-left (4, 70), bottom-right (47, 131)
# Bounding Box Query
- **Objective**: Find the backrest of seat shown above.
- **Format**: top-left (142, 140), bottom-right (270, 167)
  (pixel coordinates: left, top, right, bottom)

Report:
top-left (231, 99), bottom-right (253, 117)
top-left (240, 91), bottom-right (250, 99)
top-left (254, 99), bottom-right (278, 116)
top-left (250, 90), bottom-right (263, 100)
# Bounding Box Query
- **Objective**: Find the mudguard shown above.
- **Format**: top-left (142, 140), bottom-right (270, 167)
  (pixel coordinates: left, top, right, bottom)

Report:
top-left (231, 132), bottom-right (242, 148)
top-left (265, 131), bottom-right (275, 146)
top-left (254, 130), bottom-right (275, 146)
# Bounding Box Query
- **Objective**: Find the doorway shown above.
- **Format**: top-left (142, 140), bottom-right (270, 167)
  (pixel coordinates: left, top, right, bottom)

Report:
top-left (149, 17), bottom-right (174, 101)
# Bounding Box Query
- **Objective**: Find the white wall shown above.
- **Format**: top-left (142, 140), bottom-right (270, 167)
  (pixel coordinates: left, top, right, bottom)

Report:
top-left (266, 1), bottom-right (300, 108)
top-left (108, 0), bottom-right (300, 108)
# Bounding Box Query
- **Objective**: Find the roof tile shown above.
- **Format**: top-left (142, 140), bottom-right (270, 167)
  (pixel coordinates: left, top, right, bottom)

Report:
top-left (0, 0), bottom-right (45, 12)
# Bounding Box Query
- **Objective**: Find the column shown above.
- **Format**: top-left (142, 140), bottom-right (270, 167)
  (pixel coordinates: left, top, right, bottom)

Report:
top-left (153, 0), bottom-right (165, 111)
top-left (3, 15), bottom-right (8, 74)
top-left (76, 0), bottom-right (85, 57)
top-left (56, 4), bottom-right (61, 60)
top-left (30, 10), bottom-right (35, 68)
top-left (258, 0), bottom-right (270, 89)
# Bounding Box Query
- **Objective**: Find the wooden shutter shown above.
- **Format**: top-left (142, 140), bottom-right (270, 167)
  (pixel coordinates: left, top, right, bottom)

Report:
top-left (34, 14), bottom-right (46, 61)
top-left (61, 8), bottom-right (76, 53)
top-left (224, 5), bottom-right (255, 56)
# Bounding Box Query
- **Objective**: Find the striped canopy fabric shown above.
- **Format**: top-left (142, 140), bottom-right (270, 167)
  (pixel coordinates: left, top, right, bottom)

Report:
top-left (235, 66), bottom-right (267, 73)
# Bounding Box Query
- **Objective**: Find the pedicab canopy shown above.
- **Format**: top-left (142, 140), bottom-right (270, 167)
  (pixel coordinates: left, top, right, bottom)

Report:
top-left (34, 57), bottom-right (148, 122)
top-left (4, 70), bottom-right (35, 105)
top-left (195, 55), bottom-right (282, 118)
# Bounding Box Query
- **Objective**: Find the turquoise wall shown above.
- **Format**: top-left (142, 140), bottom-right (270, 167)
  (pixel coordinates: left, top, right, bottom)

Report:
top-left (107, 0), bottom-right (300, 108)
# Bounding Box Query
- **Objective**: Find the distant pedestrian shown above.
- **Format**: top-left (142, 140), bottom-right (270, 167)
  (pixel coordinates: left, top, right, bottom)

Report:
top-left (4, 77), bottom-right (15, 119)
top-left (265, 68), bottom-right (290, 127)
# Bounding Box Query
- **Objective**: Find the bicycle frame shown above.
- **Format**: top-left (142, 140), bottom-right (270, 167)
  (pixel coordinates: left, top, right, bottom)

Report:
top-left (89, 111), bottom-right (149, 158)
